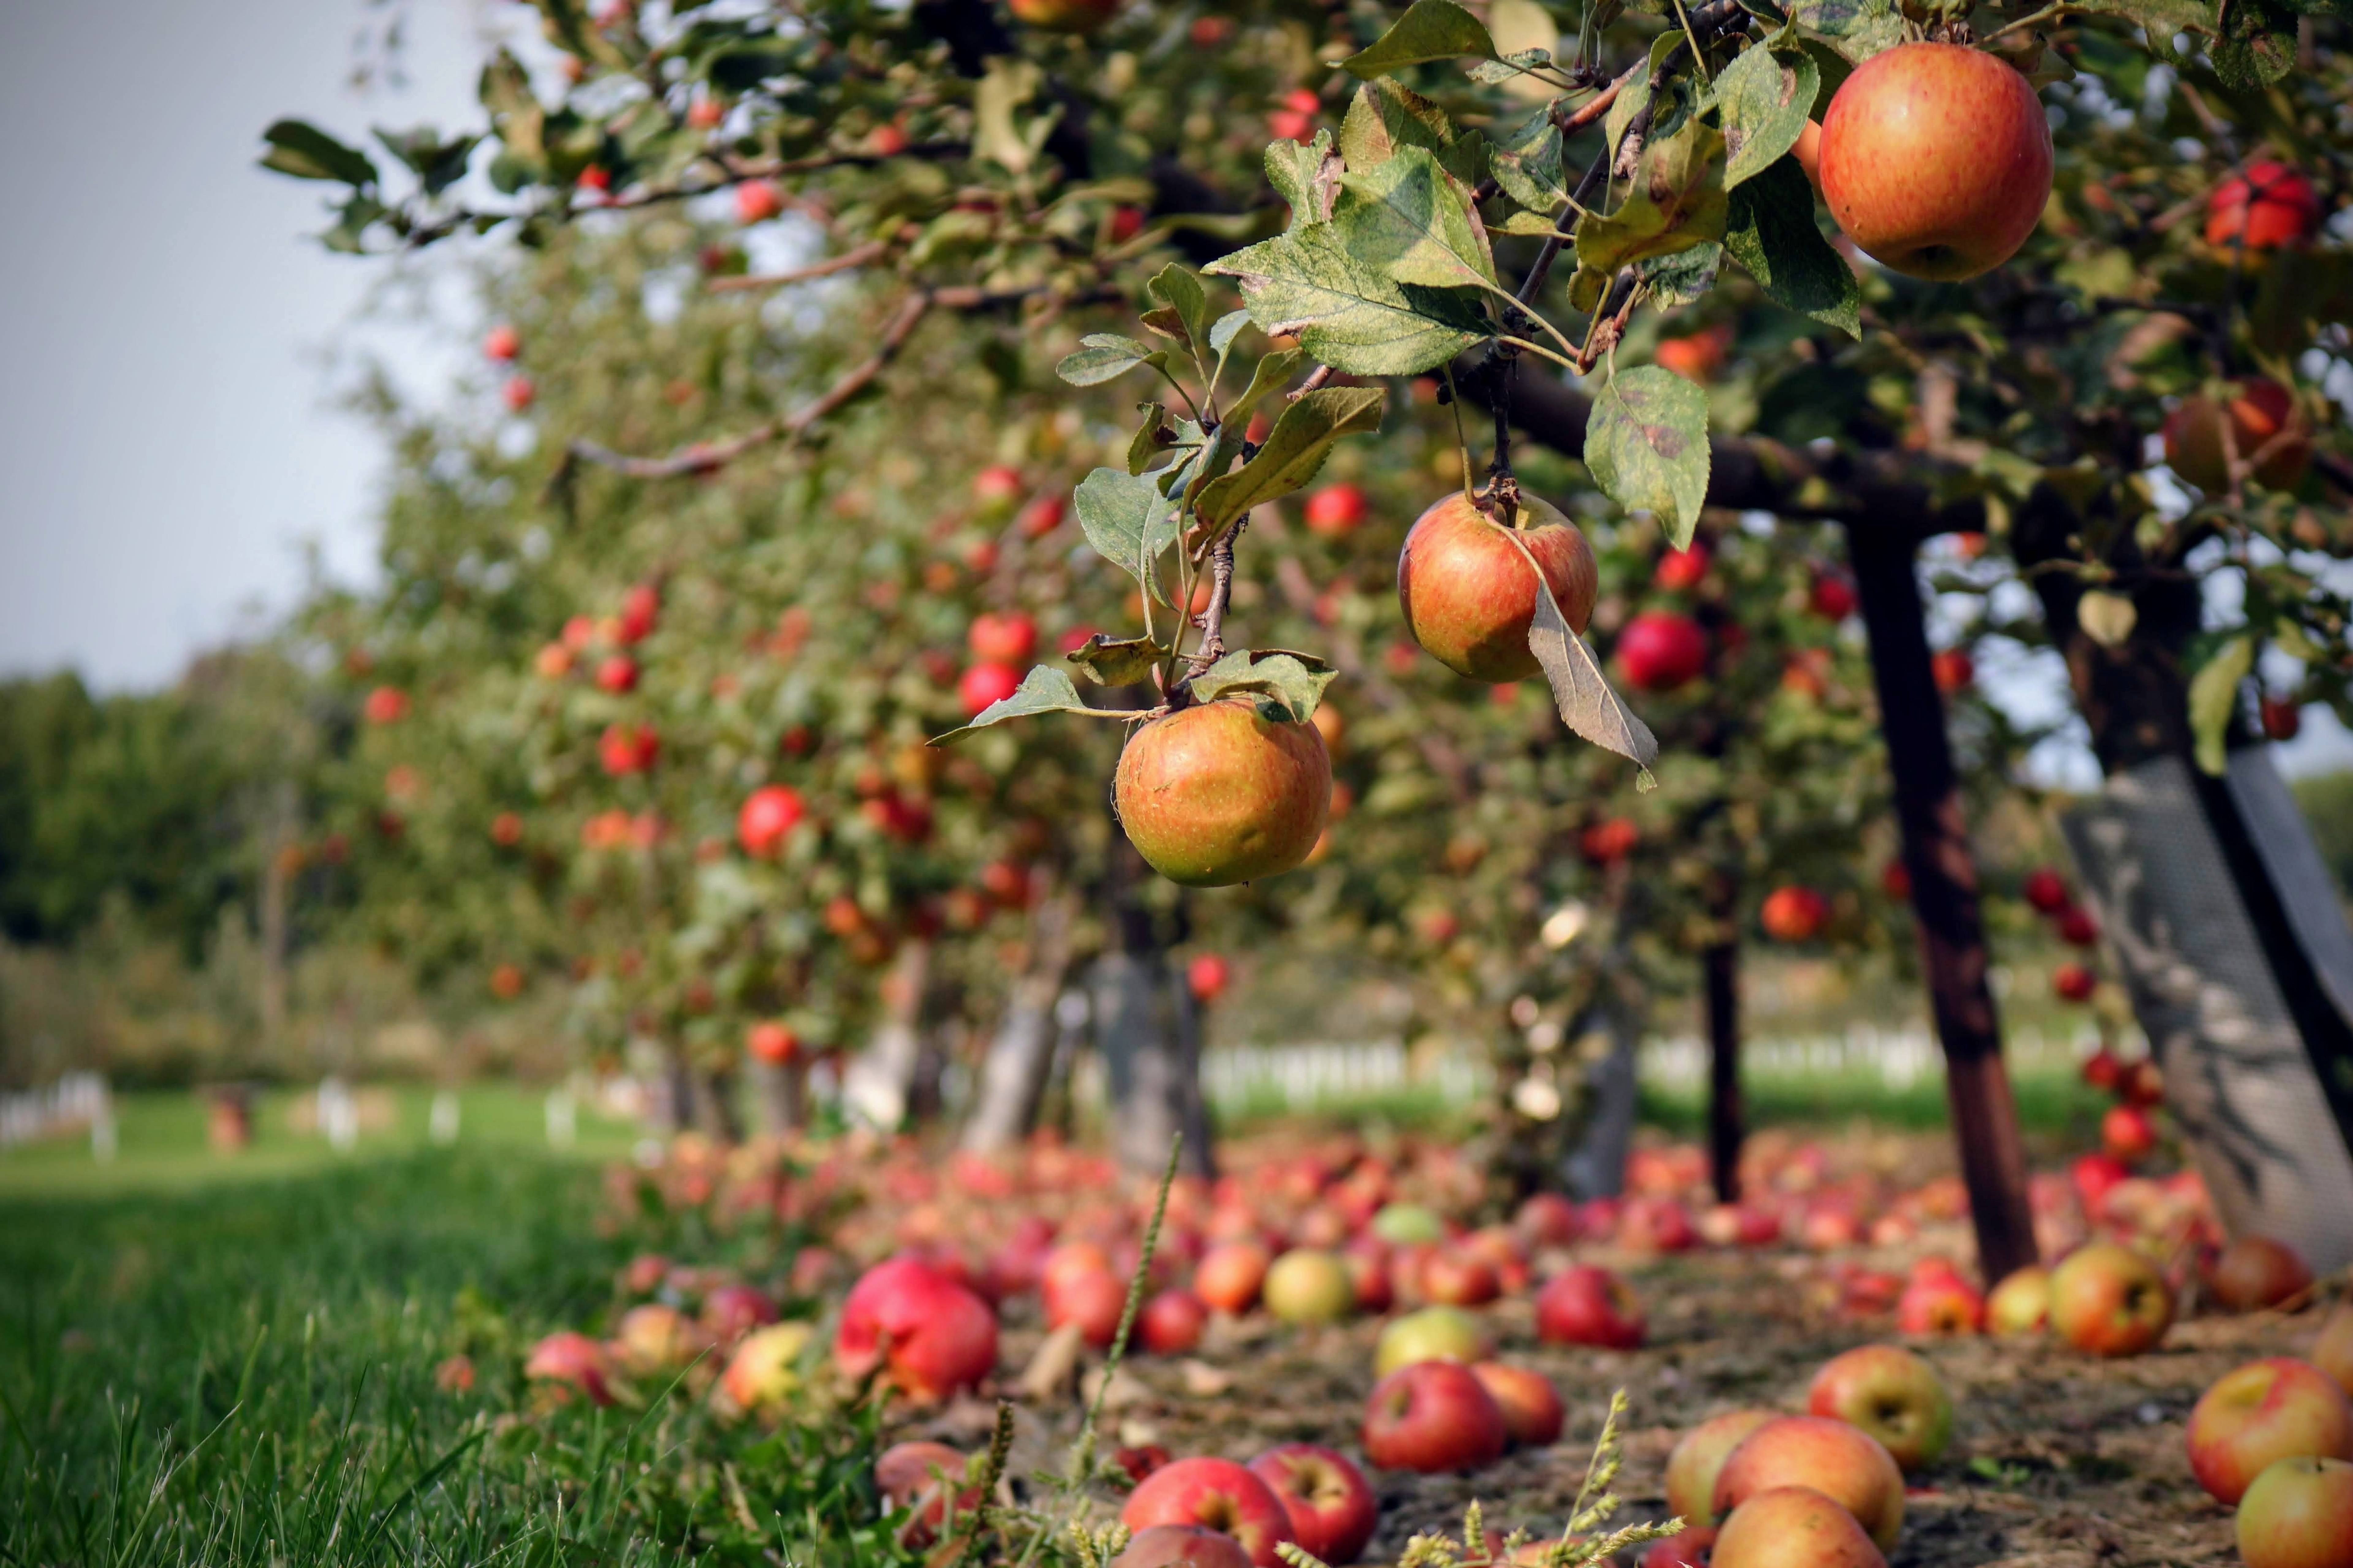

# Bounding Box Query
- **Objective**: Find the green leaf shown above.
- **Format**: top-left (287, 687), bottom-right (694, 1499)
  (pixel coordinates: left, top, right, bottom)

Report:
top-left (1186, 650), bottom-right (1338, 723)
top-left (2188, 635), bottom-right (2253, 775)
top-left (1073, 468), bottom-right (1179, 602)
top-left (1714, 45), bottom-right (1819, 191)
top-left (2211, 0), bottom-right (2296, 86)
top-left (1575, 120), bottom-right (1728, 277)
top-left (1339, 80), bottom-right (1491, 189)
top-left (1490, 103), bottom-right (1571, 213)
top-left (1057, 334), bottom-right (1171, 387)
top-left (1148, 265), bottom-right (1214, 350)
top-left (1209, 309), bottom-right (1252, 388)
top-left (1127, 403), bottom-right (1171, 476)
top-left (1195, 386), bottom-right (1387, 528)
top-left (259, 120), bottom-right (379, 185)
top-left (1207, 220), bottom-right (1492, 377)
top-left (1226, 347), bottom-right (1307, 425)
top-left (1066, 634), bottom-right (1166, 686)
top-left (1509, 536), bottom-right (1659, 788)
top-left (1335, 145), bottom-right (1498, 296)
top-left (1784, 0), bottom-right (1906, 61)
top-left (974, 59), bottom-right (1042, 175)
top-left (932, 667), bottom-right (1097, 744)
top-left (1722, 156), bottom-right (1862, 337)
top-left (1585, 366), bottom-right (1711, 549)
top-left (1265, 132), bottom-right (1342, 231)
top-left (479, 49), bottom-right (546, 164)
top-left (1341, 0), bottom-right (1499, 79)
top-left (1641, 241), bottom-right (1722, 306)
top-left (373, 127), bottom-right (481, 196)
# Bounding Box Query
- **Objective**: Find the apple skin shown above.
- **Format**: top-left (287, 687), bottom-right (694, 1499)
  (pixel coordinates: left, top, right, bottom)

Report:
top-left (1640, 1526), bottom-right (1720, 1568)
top-left (875, 1440), bottom-right (979, 1543)
top-left (1807, 1345), bottom-right (1955, 1471)
top-left (1374, 1305), bottom-right (1493, 1376)
top-left (1263, 1249), bottom-right (1355, 1325)
top-left (2164, 379), bottom-right (2311, 493)
top-left (2207, 161), bottom-right (2322, 251)
top-left (1114, 701), bottom-right (1330, 888)
top-left (959, 662), bottom-right (1022, 717)
top-left (1713, 1415), bottom-right (1905, 1551)
top-left (1303, 483), bottom-right (1370, 539)
top-left (1711, 1486), bottom-right (1889, 1568)
top-left (1817, 42), bottom-right (2052, 281)
top-left (2236, 1455), bottom-right (2353, 1568)
top-left (2048, 1241), bottom-right (2173, 1357)
top-left (834, 1256), bottom-right (999, 1401)
top-left (1006, 0), bottom-right (1120, 30)
top-left (1471, 1362), bottom-right (1565, 1447)
top-left (2313, 1306), bottom-right (2353, 1398)
top-left (1985, 1266), bottom-right (2051, 1336)
top-left (1535, 1265), bottom-right (1646, 1350)
top-left (1372, 1203), bottom-right (1445, 1244)
top-left (1760, 886), bottom-right (1830, 943)
top-left (1362, 1360), bottom-right (1511, 1473)
top-left (1397, 492), bottom-right (1598, 682)
top-left (968, 611), bottom-right (1038, 665)
top-left (1120, 1457), bottom-right (1297, 1568)
top-left (525, 1330), bottom-right (617, 1405)
top-left (1895, 1273), bottom-right (1984, 1336)
top-left (1195, 1241), bottom-right (1273, 1315)
top-left (2186, 1358), bottom-right (2353, 1506)
top-left (1138, 1289), bottom-right (1209, 1355)
top-left (1248, 1443), bottom-right (1379, 1565)
top-left (1421, 1249), bottom-right (1502, 1307)
top-left (1616, 612), bottom-right (1710, 693)
top-left (1666, 1410), bottom-right (1776, 1525)
top-left (702, 1283), bottom-right (779, 1343)
top-left (1045, 1265), bottom-right (1128, 1347)
top-left (720, 1321), bottom-right (814, 1412)
top-left (1113, 1525), bottom-right (1255, 1568)
top-left (2209, 1236), bottom-right (2316, 1313)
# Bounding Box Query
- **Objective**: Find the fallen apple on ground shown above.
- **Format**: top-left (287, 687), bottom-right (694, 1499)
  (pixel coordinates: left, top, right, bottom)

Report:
top-left (2186, 1357), bottom-right (2353, 1506)
top-left (1712, 1415), bottom-right (1904, 1550)
top-left (1247, 1443), bottom-right (1379, 1565)
top-left (1807, 1344), bottom-right (1955, 1471)
top-left (1120, 1457), bottom-right (1296, 1568)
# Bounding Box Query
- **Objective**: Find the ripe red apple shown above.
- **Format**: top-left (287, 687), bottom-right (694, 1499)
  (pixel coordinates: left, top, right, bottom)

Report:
top-left (1046, 1264), bottom-right (1128, 1347)
top-left (1268, 88), bottom-right (1321, 143)
top-left (2165, 378), bottom-right (2311, 493)
top-left (1114, 1525), bottom-right (1255, 1568)
top-left (503, 376), bottom-right (536, 412)
top-left (2101, 1104), bottom-right (2158, 1166)
top-left (1396, 492), bottom-right (1597, 682)
top-left (2118, 1057), bottom-right (2165, 1107)
top-left (1711, 1486), bottom-right (1889, 1568)
top-left (1809, 573), bottom-right (1858, 621)
top-left (1582, 817), bottom-right (1641, 863)
top-left (1654, 541), bottom-right (1711, 591)
top-left (2054, 962), bottom-right (2096, 1002)
top-left (1807, 1345), bottom-right (1954, 1470)
top-left (1712, 1415), bottom-right (1904, 1550)
top-left (1640, 1525), bottom-right (1721, 1568)
top-left (2264, 696), bottom-right (2304, 742)
top-left (525, 1330), bottom-right (616, 1405)
top-left (1362, 1360), bottom-right (1510, 1472)
top-left (2023, 867), bottom-right (2070, 913)
top-left (735, 181), bottom-right (784, 223)
top-left (1113, 700), bottom-right (1330, 887)
top-left (1138, 1289), bottom-right (1208, 1356)
top-left (617, 583), bottom-right (658, 643)
top-left (1818, 42), bottom-right (2053, 280)
top-left (1006, 0), bottom-right (1121, 30)
top-left (1655, 325), bottom-right (1731, 383)
top-left (2207, 160), bottom-right (2321, 251)
top-left (1373, 1305), bottom-right (1492, 1376)
top-left (958, 662), bottom-right (1022, 717)
top-left (1616, 611), bottom-right (1709, 692)
top-left (1760, 886), bottom-right (1830, 943)
top-left (737, 786), bottom-right (805, 857)
top-left (876, 1440), bottom-right (982, 1543)
top-left (484, 324), bottom-right (521, 362)
top-left (1896, 1272), bottom-right (1984, 1336)
top-left (2210, 1237), bottom-right (2315, 1313)
top-left (2048, 1241), bottom-right (2173, 1356)
top-left (969, 611), bottom-right (1037, 664)
top-left (1187, 953), bottom-right (1232, 1003)
top-left (1248, 1444), bottom-right (1379, 1565)
top-left (1263, 1249), bottom-right (1354, 1324)
top-left (2236, 1455), bottom-right (2353, 1568)
top-left (1666, 1410), bottom-right (1775, 1524)
top-left (1536, 1265), bottom-right (1645, 1350)
top-left (702, 1282), bottom-right (778, 1343)
top-left (718, 1321), bottom-right (813, 1411)
top-left (1931, 647), bottom-right (1975, 695)
top-left (2187, 1358), bottom-right (2353, 1505)
top-left (364, 685), bottom-right (410, 725)
top-left (1421, 1249), bottom-right (1501, 1307)
top-left (1121, 1457), bottom-right (1295, 1568)
top-left (1985, 1266), bottom-right (2050, 1335)
top-left (1303, 483), bottom-right (1369, 539)
top-left (2056, 905), bottom-right (2100, 947)
top-left (1471, 1362), bottom-right (1565, 1447)
top-left (1195, 1240), bottom-right (1272, 1315)
top-left (600, 722), bottom-right (659, 776)
top-left (1514, 1191), bottom-right (1580, 1248)
top-left (835, 1256), bottom-right (998, 1401)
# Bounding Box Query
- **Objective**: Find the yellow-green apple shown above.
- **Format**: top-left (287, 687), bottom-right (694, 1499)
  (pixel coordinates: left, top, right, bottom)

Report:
top-left (1264, 1249), bottom-right (1355, 1324)
top-left (1114, 702), bottom-right (1330, 887)
top-left (1374, 1305), bottom-right (1492, 1376)
top-left (1472, 1362), bottom-right (1565, 1446)
top-left (1194, 1241), bottom-right (1272, 1315)
top-left (612, 1303), bottom-right (703, 1374)
top-left (835, 1256), bottom-right (999, 1401)
top-left (1667, 1410), bottom-right (1775, 1525)
top-left (1397, 492), bottom-right (1598, 682)
top-left (525, 1330), bottom-right (616, 1405)
top-left (1371, 1203), bottom-right (1445, 1244)
top-left (2186, 1358), bottom-right (2353, 1505)
top-left (1139, 1288), bottom-right (1208, 1355)
top-left (720, 1321), bottom-right (814, 1413)
top-left (875, 1440), bottom-right (980, 1544)
top-left (1120, 1457), bottom-right (1296, 1568)
top-left (2208, 1236), bottom-right (2316, 1312)
top-left (2235, 1455), bottom-right (2353, 1568)
top-left (2314, 1306), bottom-right (2353, 1396)
top-left (1817, 43), bottom-right (2052, 280)
top-left (1985, 1266), bottom-right (2051, 1336)
top-left (1113, 1525), bottom-right (1254, 1568)
top-left (2164, 379), bottom-right (2311, 493)
top-left (2048, 1241), bottom-right (2172, 1356)
top-left (1806, 1345), bottom-right (1954, 1471)
top-left (1711, 1486), bottom-right (1889, 1568)
top-left (1712, 1416), bottom-right (1904, 1550)
top-left (1362, 1360), bottom-right (1510, 1472)
top-left (1536, 1265), bottom-right (1646, 1350)
top-left (1247, 1443), bottom-right (1379, 1564)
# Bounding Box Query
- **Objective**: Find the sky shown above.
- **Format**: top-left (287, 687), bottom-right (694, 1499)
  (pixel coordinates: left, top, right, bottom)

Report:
top-left (0, 1), bottom-right (2344, 778)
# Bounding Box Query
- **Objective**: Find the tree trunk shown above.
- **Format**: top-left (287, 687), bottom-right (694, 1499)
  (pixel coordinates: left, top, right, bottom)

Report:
top-left (842, 938), bottom-right (932, 1131)
top-left (257, 777), bottom-right (297, 1057)
top-left (692, 1067), bottom-right (743, 1144)
top-left (1703, 938), bottom-right (1744, 1205)
top-left (751, 1059), bottom-right (806, 1139)
top-left (1562, 980), bottom-right (1642, 1200)
top-left (963, 893), bottom-right (1079, 1154)
top-left (1093, 855), bottom-right (1213, 1179)
top-left (1847, 518), bottom-right (2039, 1284)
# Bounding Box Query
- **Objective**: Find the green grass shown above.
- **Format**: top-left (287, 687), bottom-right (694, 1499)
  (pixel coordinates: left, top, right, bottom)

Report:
top-left (1639, 1060), bottom-right (2108, 1150)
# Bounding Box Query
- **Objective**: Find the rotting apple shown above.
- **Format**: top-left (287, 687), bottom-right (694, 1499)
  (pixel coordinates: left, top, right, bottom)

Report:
top-left (2209, 1237), bottom-right (2317, 1313)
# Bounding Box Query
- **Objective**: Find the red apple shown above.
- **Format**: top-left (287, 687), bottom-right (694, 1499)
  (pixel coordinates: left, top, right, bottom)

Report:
top-left (1188, 953), bottom-right (1232, 1003)
top-left (701, 1282), bottom-right (777, 1343)
top-left (1397, 492), bottom-right (1598, 682)
top-left (484, 324), bottom-right (521, 362)
top-left (503, 376), bottom-right (536, 412)
top-left (1138, 1289), bottom-right (1208, 1356)
top-left (746, 1017), bottom-right (801, 1066)
top-left (1046, 1265), bottom-right (1128, 1347)
top-left (1263, 1248), bottom-right (1355, 1324)
top-left (1818, 42), bottom-right (2052, 280)
top-left (2264, 697), bottom-right (2304, 742)
top-left (735, 181), bottom-right (784, 223)
top-left (1421, 1249), bottom-right (1501, 1307)
top-left (1712, 1415), bottom-right (1904, 1550)
top-left (2048, 1241), bottom-right (2173, 1356)
top-left (737, 785), bottom-right (805, 856)
top-left (2188, 1358), bottom-right (2353, 1505)
top-left (1195, 1241), bottom-right (1272, 1315)
top-left (2236, 1455), bottom-right (2353, 1568)
top-left (1536, 1265), bottom-right (1645, 1350)
top-left (1471, 1362), bottom-right (1565, 1447)
top-left (1121, 1457), bottom-right (1296, 1568)
top-left (2210, 1237), bottom-right (2316, 1313)
top-left (835, 1256), bottom-right (998, 1401)
top-left (2054, 962), bottom-right (2096, 1002)
top-left (1362, 1360), bottom-right (1510, 1472)
top-left (2118, 1057), bottom-right (2165, 1107)
top-left (1303, 483), bottom-right (1369, 539)
top-left (1895, 1273), bottom-right (1984, 1336)
top-left (958, 662), bottom-right (1022, 717)
top-left (2022, 867), bottom-right (2070, 913)
top-left (1113, 1525), bottom-right (1254, 1568)
top-left (1760, 886), bottom-right (1830, 943)
top-left (1248, 1444), bottom-right (1379, 1565)
top-left (1930, 647), bottom-right (1975, 695)
top-left (1617, 610), bottom-right (1710, 692)
top-left (1655, 541), bottom-right (1712, 591)
top-left (969, 611), bottom-right (1037, 664)
top-left (1666, 1410), bottom-right (1775, 1525)
top-left (877, 1440), bottom-right (983, 1543)
top-left (1807, 1345), bottom-right (1954, 1470)
top-left (2207, 160), bottom-right (2322, 251)
top-left (363, 685), bottom-right (410, 725)
top-left (1809, 573), bottom-right (1858, 621)
top-left (1711, 1486), bottom-right (1889, 1568)
top-left (2165, 378), bottom-right (2311, 493)
top-left (525, 1330), bottom-right (616, 1405)
top-left (1514, 1191), bottom-right (1580, 1248)
top-left (2102, 1104), bottom-right (2158, 1166)
top-left (1985, 1266), bottom-right (2050, 1335)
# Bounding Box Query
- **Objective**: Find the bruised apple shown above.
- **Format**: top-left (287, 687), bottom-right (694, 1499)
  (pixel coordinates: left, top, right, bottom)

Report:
top-left (1818, 43), bottom-right (2053, 281)
top-left (1397, 492), bottom-right (1598, 682)
top-left (1114, 701), bottom-right (1329, 886)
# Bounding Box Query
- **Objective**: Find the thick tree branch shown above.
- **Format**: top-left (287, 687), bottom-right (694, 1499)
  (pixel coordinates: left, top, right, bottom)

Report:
top-left (707, 239), bottom-right (889, 293)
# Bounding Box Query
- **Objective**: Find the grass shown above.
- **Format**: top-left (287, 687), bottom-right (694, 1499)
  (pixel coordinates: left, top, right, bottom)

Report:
top-left (1639, 1059), bottom-right (2109, 1149)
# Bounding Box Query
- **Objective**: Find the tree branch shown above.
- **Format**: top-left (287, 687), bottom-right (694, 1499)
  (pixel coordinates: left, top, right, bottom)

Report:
top-left (707, 239), bottom-right (889, 294)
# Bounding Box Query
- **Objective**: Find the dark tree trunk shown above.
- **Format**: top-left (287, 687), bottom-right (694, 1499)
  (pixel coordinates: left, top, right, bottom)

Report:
top-left (752, 1060), bottom-right (806, 1138)
top-left (1847, 519), bottom-right (2039, 1284)
top-left (1703, 938), bottom-right (1743, 1205)
top-left (963, 893), bottom-right (1079, 1154)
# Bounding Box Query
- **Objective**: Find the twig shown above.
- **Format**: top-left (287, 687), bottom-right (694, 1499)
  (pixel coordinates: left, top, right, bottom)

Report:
top-left (1288, 364), bottom-right (1337, 400)
top-left (1185, 519), bottom-right (1246, 675)
top-left (707, 240), bottom-right (889, 293)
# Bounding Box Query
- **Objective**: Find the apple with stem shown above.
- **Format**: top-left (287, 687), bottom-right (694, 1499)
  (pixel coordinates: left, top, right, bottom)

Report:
top-left (1248, 1444), bottom-right (1379, 1565)
top-left (1807, 1345), bottom-right (1955, 1471)
top-left (2186, 1357), bottom-right (2353, 1505)
top-left (1114, 701), bottom-right (1330, 887)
